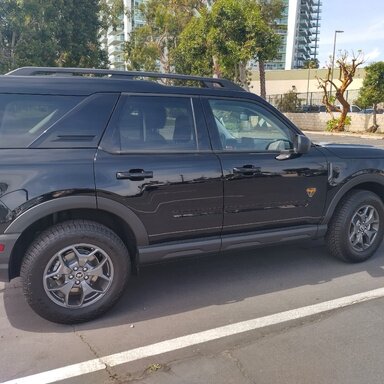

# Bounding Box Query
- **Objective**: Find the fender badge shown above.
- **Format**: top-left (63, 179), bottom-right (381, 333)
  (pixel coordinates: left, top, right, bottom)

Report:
top-left (306, 187), bottom-right (317, 198)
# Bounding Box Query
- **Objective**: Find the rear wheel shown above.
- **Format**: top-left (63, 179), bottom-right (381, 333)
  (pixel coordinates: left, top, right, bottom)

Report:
top-left (326, 190), bottom-right (384, 262)
top-left (21, 220), bottom-right (130, 324)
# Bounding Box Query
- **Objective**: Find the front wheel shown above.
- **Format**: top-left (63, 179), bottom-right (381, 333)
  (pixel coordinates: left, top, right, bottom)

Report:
top-left (21, 220), bottom-right (131, 324)
top-left (326, 190), bottom-right (384, 262)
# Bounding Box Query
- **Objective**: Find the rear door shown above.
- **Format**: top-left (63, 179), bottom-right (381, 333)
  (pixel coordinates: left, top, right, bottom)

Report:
top-left (95, 95), bottom-right (223, 245)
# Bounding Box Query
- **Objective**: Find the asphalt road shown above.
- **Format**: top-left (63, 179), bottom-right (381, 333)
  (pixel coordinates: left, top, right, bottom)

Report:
top-left (305, 131), bottom-right (384, 148)
top-left (2, 132), bottom-right (384, 384)
top-left (3, 241), bottom-right (384, 383)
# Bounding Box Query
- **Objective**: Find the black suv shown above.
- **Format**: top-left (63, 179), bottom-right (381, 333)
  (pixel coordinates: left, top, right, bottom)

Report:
top-left (1, 67), bottom-right (384, 324)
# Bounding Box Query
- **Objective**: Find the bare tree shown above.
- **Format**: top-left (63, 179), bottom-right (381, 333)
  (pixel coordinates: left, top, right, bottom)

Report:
top-left (317, 51), bottom-right (364, 131)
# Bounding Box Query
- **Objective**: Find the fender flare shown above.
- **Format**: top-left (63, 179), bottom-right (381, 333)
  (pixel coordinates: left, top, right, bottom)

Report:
top-left (97, 197), bottom-right (148, 246)
top-left (4, 195), bottom-right (148, 246)
top-left (323, 173), bottom-right (384, 224)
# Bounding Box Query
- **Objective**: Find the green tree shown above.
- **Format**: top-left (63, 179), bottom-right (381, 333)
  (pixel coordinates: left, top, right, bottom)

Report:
top-left (302, 59), bottom-right (319, 69)
top-left (99, 0), bottom-right (124, 33)
top-left (125, 0), bottom-right (205, 72)
top-left (356, 61), bottom-right (384, 132)
top-left (208, 0), bottom-right (256, 87)
top-left (0, 0), bottom-right (107, 73)
top-left (254, 0), bottom-right (284, 99)
top-left (275, 89), bottom-right (301, 112)
top-left (56, 0), bottom-right (108, 68)
top-left (171, 11), bottom-right (214, 77)
top-left (174, 0), bottom-right (282, 94)
top-left (0, 0), bottom-right (21, 72)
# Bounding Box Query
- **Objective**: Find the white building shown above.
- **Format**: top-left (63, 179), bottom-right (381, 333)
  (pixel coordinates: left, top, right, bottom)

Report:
top-left (284, 0), bottom-right (321, 69)
top-left (100, 0), bottom-right (146, 70)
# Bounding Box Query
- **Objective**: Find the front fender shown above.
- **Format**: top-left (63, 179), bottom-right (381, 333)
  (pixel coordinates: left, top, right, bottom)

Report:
top-left (322, 172), bottom-right (384, 224)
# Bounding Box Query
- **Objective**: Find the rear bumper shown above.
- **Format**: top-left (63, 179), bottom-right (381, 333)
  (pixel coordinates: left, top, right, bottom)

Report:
top-left (0, 233), bottom-right (19, 282)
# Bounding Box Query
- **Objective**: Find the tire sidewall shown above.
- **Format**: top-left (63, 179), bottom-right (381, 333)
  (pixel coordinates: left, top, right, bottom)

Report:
top-left (22, 223), bottom-right (130, 323)
top-left (339, 192), bottom-right (384, 262)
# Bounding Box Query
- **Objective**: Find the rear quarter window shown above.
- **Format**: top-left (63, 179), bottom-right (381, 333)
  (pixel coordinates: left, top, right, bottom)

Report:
top-left (33, 94), bottom-right (119, 148)
top-left (0, 94), bottom-right (82, 148)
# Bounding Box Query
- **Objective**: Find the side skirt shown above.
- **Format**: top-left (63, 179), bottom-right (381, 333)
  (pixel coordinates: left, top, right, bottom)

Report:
top-left (138, 224), bottom-right (327, 264)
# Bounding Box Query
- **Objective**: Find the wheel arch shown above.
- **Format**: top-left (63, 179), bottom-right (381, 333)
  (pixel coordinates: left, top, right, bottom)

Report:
top-left (7, 196), bottom-right (148, 279)
top-left (323, 174), bottom-right (384, 224)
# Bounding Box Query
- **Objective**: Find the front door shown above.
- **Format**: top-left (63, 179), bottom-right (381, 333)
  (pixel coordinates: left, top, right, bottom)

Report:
top-left (202, 97), bottom-right (328, 235)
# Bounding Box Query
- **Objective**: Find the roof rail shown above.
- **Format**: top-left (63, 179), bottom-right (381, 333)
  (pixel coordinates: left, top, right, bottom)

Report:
top-left (6, 67), bottom-right (245, 91)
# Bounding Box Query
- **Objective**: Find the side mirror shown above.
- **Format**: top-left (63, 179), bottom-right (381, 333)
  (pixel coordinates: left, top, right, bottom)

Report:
top-left (276, 134), bottom-right (312, 160)
top-left (294, 134), bottom-right (311, 154)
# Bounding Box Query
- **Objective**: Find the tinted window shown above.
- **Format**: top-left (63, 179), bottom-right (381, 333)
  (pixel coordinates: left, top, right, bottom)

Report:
top-left (33, 94), bottom-right (119, 148)
top-left (0, 94), bottom-right (82, 148)
top-left (208, 99), bottom-right (294, 152)
top-left (105, 96), bottom-right (199, 153)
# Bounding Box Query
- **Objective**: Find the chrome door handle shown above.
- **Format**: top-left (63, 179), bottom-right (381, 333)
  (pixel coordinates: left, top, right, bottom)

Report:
top-left (116, 169), bottom-right (153, 180)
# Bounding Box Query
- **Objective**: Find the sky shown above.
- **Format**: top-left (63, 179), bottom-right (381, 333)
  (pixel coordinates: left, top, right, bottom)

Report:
top-left (317, 0), bottom-right (384, 67)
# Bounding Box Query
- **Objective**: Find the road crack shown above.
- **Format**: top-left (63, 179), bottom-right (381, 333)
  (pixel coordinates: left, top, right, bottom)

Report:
top-left (74, 328), bottom-right (119, 383)
top-left (222, 350), bottom-right (256, 384)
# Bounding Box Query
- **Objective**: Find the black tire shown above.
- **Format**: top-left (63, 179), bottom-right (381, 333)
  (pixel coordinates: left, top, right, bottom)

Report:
top-left (21, 220), bottom-right (131, 324)
top-left (326, 190), bottom-right (384, 262)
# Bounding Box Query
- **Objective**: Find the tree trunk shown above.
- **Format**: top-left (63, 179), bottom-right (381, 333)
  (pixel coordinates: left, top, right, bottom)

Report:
top-left (238, 62), bottom-right (249, 91)
top-left (335, 91), bottom-right (350, 132)
top-left (368, 103), bottom-right (379, 133)
top-left (259, 58), bottom-right (266, 99)
top-left (212, 55), bottom-right (221, 78)
top-left (335, 109), bottom-right (348, 132)
top-left (11, 31), bottom-right (17, 69)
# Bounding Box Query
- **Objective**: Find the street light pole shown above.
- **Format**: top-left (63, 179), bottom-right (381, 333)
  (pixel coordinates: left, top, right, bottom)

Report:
top-left (330, 30), bottom-right (344, 97)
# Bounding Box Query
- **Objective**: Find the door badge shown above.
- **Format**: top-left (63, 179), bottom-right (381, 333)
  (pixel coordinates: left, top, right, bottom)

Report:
top-left (306, 187), bottom-right (317, 198)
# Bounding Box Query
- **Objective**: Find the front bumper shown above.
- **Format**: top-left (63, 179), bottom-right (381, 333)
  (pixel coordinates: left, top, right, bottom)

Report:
top-left (0, 233), bottom-right (19, 282)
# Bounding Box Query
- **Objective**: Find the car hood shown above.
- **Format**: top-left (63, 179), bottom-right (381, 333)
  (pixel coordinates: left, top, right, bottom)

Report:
top-left (318, 143), bottom-right (384, 159)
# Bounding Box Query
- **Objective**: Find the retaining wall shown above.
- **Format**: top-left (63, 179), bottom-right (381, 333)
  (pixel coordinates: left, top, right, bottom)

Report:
top-left (284, 112), bottom-right (384, 133)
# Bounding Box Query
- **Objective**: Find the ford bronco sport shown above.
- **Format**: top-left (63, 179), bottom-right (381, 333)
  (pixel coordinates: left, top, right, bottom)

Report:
top-left (1, 67), bottom-right (383, 323)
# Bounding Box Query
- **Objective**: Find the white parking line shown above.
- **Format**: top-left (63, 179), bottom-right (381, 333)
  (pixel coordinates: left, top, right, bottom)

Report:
top-left (4, 287), bottom-right (384, 384)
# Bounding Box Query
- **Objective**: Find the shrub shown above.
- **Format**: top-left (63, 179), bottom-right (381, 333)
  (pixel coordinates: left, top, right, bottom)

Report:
top-left (326, 116), bottom-right (351, 132)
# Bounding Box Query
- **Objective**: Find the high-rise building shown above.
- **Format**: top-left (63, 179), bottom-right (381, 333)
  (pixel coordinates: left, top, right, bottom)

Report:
top-left (284, 0), bottom-right (321, 69)
top-left (264, 2), bottom-right (289, 71)
top-left (100, 0), bottom-right (146, 70)
top-left (263, 0), bottom-right (322, 70)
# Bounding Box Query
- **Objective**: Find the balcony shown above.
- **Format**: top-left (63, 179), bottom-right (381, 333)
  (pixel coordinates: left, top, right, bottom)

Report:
top-left (108, 44), bottom-right (124, 55)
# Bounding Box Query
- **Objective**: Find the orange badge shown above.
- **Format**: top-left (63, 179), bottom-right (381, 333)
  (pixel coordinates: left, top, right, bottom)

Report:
top-left (306, 188), bottom-right (317, 197)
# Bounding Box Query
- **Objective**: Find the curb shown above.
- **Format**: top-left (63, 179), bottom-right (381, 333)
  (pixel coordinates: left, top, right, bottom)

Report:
top-left (302, 130), bottom-right (384, 140)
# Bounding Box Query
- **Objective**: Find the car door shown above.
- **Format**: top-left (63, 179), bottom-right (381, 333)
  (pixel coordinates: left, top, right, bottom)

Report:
top-left (95, 94), bottom-right (223, 246)
top-left (202, 97), bottom-right (328, 235)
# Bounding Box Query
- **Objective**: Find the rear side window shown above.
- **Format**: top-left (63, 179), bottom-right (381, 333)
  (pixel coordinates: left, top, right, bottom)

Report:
top-left (0, 94), bottom-right (82, 148)
top-left (102, 95), bottom-right (208, 153)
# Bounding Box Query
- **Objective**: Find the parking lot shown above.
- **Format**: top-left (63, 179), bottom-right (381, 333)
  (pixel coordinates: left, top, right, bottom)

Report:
top-left (306, 131), bottom-right (384, 149)
top-left (2, 132), bottom-right (384, 384)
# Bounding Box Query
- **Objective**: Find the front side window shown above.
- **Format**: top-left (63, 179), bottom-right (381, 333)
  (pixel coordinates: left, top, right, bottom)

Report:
top-left (106, 96), bottom-right (199, 152)
top-left (208, 99), bottom-right (294, 152)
